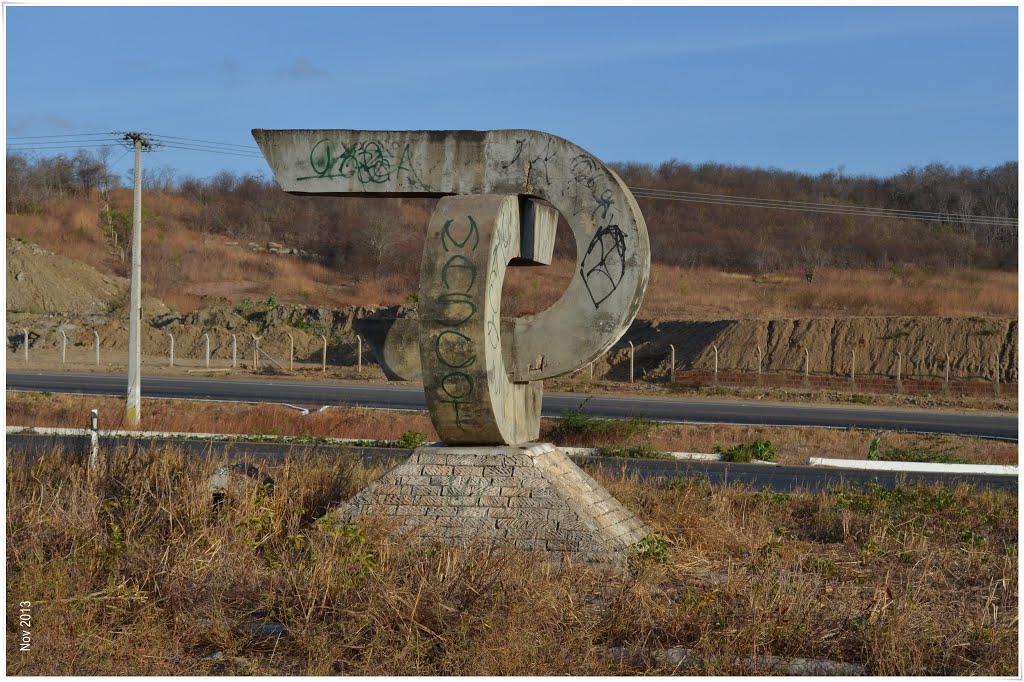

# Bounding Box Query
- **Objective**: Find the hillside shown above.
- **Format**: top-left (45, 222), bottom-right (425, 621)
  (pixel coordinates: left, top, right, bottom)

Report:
top-left (4, 149), bottom-right (1017, 317)
top-left (5, 237), bottom-right (1017, 386)
top-left (5, 195), bottom-right (1017, 320)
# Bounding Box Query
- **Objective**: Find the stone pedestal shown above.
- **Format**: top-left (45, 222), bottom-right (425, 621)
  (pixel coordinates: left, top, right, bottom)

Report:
top-left (334, 443), bottom-right (650, 565)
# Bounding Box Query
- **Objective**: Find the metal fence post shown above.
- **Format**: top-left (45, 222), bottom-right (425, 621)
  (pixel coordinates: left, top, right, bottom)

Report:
top-left (252, 335), bottom-right (259, 371)
top-left (994, 354), bottom-right (1001, 398)
top-left (802, 347), bottom-right (810, 388)
top-left (896, 351), bottom-right (903, 393)
top-left (60, 329), bottom-right (67, 364)
top-left (712, 344), bottom-right (719, 386)
top-left (589, 360), bottom-right (594, 380)
top-left (94, 331), bottom-right (100, 366)
top-left (23, 328), bottom-right (28, 364)
top-left (850, 349), bottom-right (856, 389)
top-left (357, 336), bottom-right (363, 374)
top-left (89, 409), bottom-right (100, 472)
top-left (622, 339), bottom-right (630, 382)
top-left (943, 352), bottom-right (950, 396)
top-left (321, 335), bottom-right (327, 373)
top-left (287, 333), bottom-right (294, 372)
top-left (669, 343), bottom-right (676, 384)
top-left (756, 346), bottom-right (763, 385)
top-left (204, 333), bottom-right (211, 369)
top-left (231, 334), bottom-right (237, 369)
top-left (168, 333), bottom-right (174, 367)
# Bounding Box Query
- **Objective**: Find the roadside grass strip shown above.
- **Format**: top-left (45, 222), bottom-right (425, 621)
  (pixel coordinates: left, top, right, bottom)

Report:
top-left (7, 426), bottom-right (755, 462)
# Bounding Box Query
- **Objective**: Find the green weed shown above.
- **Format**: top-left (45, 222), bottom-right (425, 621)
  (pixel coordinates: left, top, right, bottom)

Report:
top-left (714, 439), bottom-right (778, 462)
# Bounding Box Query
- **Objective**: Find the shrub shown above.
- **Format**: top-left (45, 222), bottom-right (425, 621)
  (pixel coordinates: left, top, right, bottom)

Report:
top-left (869, 434), bottom-right (966, 464)
top-left (596, 444), bottom-right (673, 460)
top-left (714, 439), bottom-right (778, 463)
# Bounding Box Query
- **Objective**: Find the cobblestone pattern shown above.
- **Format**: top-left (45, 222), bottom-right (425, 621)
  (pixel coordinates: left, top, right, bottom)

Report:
top-left (335, 443), bottom-right (651, 564)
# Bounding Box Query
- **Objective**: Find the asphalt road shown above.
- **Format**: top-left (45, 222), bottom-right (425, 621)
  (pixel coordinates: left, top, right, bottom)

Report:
top-left (6, 434), bottom-right (1017, 494)
top-left (7, 370), bottom-right (1017, 440)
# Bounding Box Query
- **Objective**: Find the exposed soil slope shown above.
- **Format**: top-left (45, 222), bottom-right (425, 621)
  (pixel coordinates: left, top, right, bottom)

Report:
top-left (619, 317), bottom-right (1018, 383)
top-left (6, 238), bottom-right (1017, 383)
top-left (7, 238), bottom-right (128, 315)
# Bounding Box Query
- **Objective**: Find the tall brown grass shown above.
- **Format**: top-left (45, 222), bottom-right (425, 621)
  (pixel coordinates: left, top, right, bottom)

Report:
top-left (501, 260), bottom-right (1019, 320)
top-left (7, 191), bottom-right (1017, 318)
top-left (6, 445), bottom-right (1017, 674)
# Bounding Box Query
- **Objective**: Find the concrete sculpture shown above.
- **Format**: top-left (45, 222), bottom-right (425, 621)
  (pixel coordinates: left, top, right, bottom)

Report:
top-left (254, 129), bottom-right (652, 562)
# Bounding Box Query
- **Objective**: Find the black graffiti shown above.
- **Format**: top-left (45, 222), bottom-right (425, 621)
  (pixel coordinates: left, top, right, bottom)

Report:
top-left (580, 224), bottom-right (628, 309)
top-left (567, 154), bottom-right (618, 220)
top-left (595, 188), bottom-right (614, 219)
top-left (502, 136), bottom-right (558, 186)
top-left (502, 138), bottom-right (527, 169)
top-left (437, 398), bottom-right (470, 430)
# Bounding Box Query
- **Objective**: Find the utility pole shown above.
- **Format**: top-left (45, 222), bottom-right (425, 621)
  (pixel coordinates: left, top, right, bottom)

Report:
top-left (123, 132), bottom-right (152, 425)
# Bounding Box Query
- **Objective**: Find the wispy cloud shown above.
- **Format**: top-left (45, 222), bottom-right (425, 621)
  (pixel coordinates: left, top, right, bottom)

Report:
top-left (8, 113), bottom-right (75, 135)
top-left (285, 58), bottom-right (327, 79)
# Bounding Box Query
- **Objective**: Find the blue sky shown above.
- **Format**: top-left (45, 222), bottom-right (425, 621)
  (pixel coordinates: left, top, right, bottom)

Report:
top-left (5, 5), bottom-right (1018, 182)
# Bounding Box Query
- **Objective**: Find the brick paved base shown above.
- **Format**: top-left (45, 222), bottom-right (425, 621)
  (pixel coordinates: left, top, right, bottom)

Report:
top-left (333, 443), bottom-right (650, 565)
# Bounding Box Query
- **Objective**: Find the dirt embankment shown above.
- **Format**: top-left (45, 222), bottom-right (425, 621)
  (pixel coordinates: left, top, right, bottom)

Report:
top-left (614, 317), bottom-right (1018, 383)
top-left (7, 238), bottom-right (128, 315)
top-left (6, 238), bottom-right (1018, 383)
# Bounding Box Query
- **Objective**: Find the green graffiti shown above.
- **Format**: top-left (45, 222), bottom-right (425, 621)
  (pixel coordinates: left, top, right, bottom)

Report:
top-left (435, 292), bottom-right (477, 327)
top-left (297, 139), bottom-right (419, 186)
top-left (441, 216), bottom-right (480, 252)
top-left (441, 254), bottom-right (477, 293)
top-left (435, 329), bottom-right (476, 369)
top-left (440, 371), bottom-right (474, 400)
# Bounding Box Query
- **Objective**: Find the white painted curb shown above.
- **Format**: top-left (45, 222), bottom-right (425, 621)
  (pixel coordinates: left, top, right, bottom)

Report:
top-left (557, 446), bottom-right (779, 463)
top-left (807, 457), bottom-right (1017, 476)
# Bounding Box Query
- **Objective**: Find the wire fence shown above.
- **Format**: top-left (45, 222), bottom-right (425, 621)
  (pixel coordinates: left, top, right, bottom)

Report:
top-left (7, 326), bottom-right (1018, 399)
top-left (6, 328), bottom-right (371, 376)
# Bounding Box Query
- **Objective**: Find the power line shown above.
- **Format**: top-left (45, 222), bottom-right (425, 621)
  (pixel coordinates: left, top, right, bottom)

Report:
top-left (7, 143), bottom-right (122, 151)
top-left (5, 130), bottom-right (1018, 228)
top-left (156, 142), bottom-right (264, 159)
top-left (7, 132), bottom-right (115, 140)
top-left (630, 188), bottom-right (1017, 227)
top-left (147, 133), bottom-right (260, 152)
top-left (630, 185), bottom-right (1017, 226)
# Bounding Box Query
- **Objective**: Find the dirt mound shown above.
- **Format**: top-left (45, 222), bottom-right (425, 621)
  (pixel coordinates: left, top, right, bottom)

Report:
top-left (6, 238), bottom-right (128, 315)
top-left (9, 298), bottom-right (415, 368)
top-left (616, 317), bottom-right (1018, 383)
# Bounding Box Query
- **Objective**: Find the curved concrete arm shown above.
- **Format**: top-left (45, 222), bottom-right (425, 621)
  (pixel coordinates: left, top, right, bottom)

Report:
top-left (252, 128), bottom-right (650, 381)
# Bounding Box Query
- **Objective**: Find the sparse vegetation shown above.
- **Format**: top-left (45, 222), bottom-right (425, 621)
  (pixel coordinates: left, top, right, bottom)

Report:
top-left (7, 392), bottom-right (1017, 466)
top-left (549, 399), bottom-right (656, 445)
top-left (6, 447), bottom-right (1017, 675)
top-left (596, 444), bottom-right (672, 460)
top-left (714, 439), bottom-right (779, 463)
top-left (867, 434), bottom-right (968, 464)
top-left (5, 149), bottom-right (1018, 317)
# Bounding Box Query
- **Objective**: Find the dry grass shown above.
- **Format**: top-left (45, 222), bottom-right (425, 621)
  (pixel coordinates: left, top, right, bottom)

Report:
top-left (8, 193), bottom-right (1016, 317)
top-left (6, 445), bottom-right (1017, 675)
top-left (6, 392), bottom-right (439, 442)
top-left (7, 392), bottom-right (1015, 465)
top-left (504, 260), bottom-right (1018, 320)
